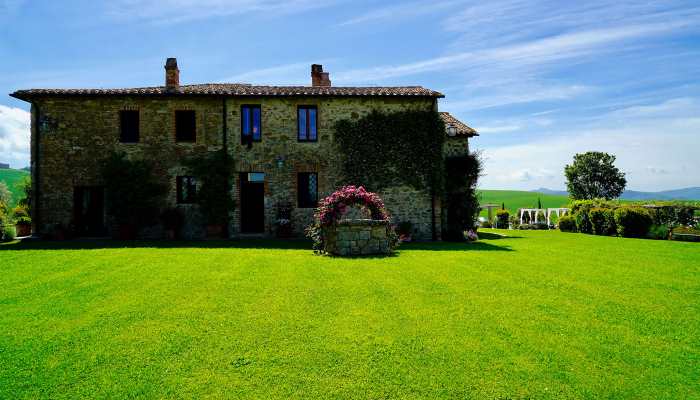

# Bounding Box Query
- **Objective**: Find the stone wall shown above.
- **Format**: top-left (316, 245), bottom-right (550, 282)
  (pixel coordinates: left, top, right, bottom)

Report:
top-left (443, 136), bottom-right (470, 158)
top-left (323, 219), bottom-right (391, 256)
top-left (29, 94), bottom-right (465, 240)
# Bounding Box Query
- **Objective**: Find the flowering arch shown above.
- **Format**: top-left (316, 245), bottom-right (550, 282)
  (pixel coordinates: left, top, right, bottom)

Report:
top-left (315, 186), bottom-right (390, 226)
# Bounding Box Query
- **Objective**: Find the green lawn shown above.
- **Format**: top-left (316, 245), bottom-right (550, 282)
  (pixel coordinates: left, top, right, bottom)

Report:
top-left (478, 189), bottom-right (569, 216)
top-left (1, 231), bottom-right (698, 399)
top-left (0, 168), bottom-right (29, 207)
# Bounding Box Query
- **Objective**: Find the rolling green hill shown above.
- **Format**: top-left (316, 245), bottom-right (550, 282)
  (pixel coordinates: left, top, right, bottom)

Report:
top-left (0, 168), bottom-right (29, 207)
top-left (478, 189), bottom-right (569, 216)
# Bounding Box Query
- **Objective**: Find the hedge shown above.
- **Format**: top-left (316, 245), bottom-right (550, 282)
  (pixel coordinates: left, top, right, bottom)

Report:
top-left (614, 207), bottom-right (653, 238)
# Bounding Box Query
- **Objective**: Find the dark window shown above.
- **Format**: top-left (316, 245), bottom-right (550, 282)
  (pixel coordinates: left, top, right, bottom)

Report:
top-left (298, 106), bottom-right (317, 141)
top-left (297, 172), bottom-right (318, 208)
top-left (176, 176), bottom-right (197, 204)
top-left (241, 105), bottom-right (262, 143)
top-left (175, 110), bottom-right (196, 142)
top-left (119, 110), bottom-right (139, 143)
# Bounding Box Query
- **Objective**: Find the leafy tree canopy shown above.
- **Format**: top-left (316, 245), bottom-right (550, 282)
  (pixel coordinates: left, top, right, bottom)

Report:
top-left (565, 151), bottom-right (626, 200)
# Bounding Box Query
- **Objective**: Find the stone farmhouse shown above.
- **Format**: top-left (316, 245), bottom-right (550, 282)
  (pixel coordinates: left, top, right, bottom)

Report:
top-left (11, 59), bottom-right (477, 240)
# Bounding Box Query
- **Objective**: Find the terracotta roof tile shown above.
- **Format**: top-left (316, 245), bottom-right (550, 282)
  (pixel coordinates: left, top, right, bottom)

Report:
top-left (11, 83), bottom-right (444, 100)
top-left (440, 112), bottom-right (478, 137)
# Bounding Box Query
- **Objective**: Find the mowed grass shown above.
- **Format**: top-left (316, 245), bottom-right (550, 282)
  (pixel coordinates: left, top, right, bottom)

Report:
top-left (478, 190), bottom-right (569, 216)
top-left (1, 231), bottom-right (698, 399)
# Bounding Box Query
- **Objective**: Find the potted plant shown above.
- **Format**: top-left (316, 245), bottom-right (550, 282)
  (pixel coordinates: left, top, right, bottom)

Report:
top-left (396, 220), bottom-right (413, 242)
top-left (13, 206), bottom-right (31, 237)
top-left (160, 208), bottom-right (184, 239)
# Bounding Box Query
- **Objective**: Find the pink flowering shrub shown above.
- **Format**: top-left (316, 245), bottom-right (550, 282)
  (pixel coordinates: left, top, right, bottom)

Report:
top-left (316, 185), bottom-right (390, 226)
top-left (306, 186), bottom-right (395, 253)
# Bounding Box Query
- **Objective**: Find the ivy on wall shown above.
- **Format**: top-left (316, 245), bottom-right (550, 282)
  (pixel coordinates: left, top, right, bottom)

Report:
top-left (334, 110), bottom-right (446, 193)
top-left (184, 151), bottom-right (235, 226)
top-left (101, 152), bottom-right (168, 227)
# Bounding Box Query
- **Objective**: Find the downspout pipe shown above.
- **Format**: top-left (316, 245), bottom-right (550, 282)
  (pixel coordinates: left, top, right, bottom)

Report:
top-left (222, 97), bottom-right (229, 237)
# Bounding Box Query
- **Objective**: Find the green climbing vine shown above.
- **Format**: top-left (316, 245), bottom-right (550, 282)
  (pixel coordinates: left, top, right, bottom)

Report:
top-left (334, 110), bottom-right (446, 193)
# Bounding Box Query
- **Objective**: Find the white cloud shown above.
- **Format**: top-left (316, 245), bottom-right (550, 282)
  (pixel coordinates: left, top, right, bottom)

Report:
top-left (106, 0), bottom-right (336, 24)
top-left (476, 125), bottom-right (521, 134)
top-left (0, 105), bottom-right (31, 169)
top-left (478, 99), bottom-right (700, 191)
top-left (335, 20), bottom-right (697, 84)
top-left (338, 0), bottom-right (463, 26)
top-left (446, 85), bottom-right (590, 111)
top-left (218, 61), bottom-right (334, 85)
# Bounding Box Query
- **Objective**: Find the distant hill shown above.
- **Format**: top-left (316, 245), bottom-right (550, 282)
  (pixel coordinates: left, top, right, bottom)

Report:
top-left (533, 187), bottom-right (700, 201)
top-left (0, 168), bottom-right (30, 207)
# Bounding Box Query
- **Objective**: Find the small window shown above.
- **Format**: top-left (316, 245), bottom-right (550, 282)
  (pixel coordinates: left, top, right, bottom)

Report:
top-left (241, 105), bottom-right (262, 143)
top-left (176, 176), bottom-right (197, 204)
top-left (175, 110), bottom-right (196, 142)
top-left (297, 172), bottom-right (318, 208)
top-left (298, 106), bottom-right (317, 141)
top-left (119, 110), bottom-right (139, 143)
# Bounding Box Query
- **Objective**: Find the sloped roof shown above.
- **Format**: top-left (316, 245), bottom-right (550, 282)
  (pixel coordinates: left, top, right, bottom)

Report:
top-left (10, 83), bottom-right (444, 100)
top-left (440, 112), bottom-right (478, 137)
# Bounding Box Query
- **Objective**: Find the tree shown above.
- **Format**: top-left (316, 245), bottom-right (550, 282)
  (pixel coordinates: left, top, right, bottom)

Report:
top-left (537, 197), bottom-right (542, 209)
top-left (0, 182), bottom-right (11, 214)
top-left (565, 152), bottom-right (626, 200)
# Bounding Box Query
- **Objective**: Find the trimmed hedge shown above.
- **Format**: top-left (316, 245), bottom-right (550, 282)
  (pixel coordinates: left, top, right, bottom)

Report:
top-left (558, 215), bottom-right (577, 232)
top-left (614, 207), bottom-right (653, 238)
top-left (589, 207), bottom-right (616, 236)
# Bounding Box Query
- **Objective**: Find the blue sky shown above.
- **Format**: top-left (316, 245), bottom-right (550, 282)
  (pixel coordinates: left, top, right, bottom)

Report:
top-left (1, 0), bottom-right (699, 191)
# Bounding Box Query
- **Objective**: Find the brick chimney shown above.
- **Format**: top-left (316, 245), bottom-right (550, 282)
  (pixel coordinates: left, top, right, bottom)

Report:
top-left (311, 64), bottom-right (331, 87)
top-left (165, 58), bottom-right (180, 90)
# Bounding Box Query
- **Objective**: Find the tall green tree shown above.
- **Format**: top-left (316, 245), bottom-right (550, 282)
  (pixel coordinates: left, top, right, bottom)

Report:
top-left (565, 152), bottom-right (626, 200)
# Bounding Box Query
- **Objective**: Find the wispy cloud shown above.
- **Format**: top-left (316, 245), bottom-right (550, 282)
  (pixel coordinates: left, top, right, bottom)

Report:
top-left (106, 0), bottom-right (337, 24)
top-left (338, 0), bottom-right (463, 26)
top-left (475, 125), bottom-right (522, 134)
top-left (336, 20), bottom-right (697, 83)
top-left (0, 105), bottom-right (30, 169)
top-left (218, 60), bottom-right (335, 85)
top-left (446, 85), bottom-right (590, 111)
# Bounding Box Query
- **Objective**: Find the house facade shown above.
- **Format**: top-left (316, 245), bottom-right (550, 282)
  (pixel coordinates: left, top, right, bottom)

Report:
top-left (11, 59), bottom-right (476, 240)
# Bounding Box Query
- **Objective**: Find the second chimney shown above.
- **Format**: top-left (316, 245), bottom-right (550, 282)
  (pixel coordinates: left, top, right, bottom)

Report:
top-left (311, 64), bottom-right (331, 87)
top-left (165, 58), bottom-right (180, 90)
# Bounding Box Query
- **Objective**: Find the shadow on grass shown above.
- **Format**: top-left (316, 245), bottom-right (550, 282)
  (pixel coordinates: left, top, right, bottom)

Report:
top-left (0, 237), bottom-right (514, 252)
top-left (398, 241), bottom-right (513, 252)
top-left (0, 238), bottom-right (313, 251)
top-left (477, 231), bottom-right (523, 240)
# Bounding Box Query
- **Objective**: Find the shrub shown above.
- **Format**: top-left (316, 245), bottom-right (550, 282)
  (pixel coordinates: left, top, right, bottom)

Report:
top-left (589, 207), bottom-right (616, 236)
top-left (481, 220), bottom-right (492, 228)
top-left (647, 224), bottom-right (670, 240)
top-left (1, 225), bottom-right (16, 242)
top-left (518, 223), bottom-right (548, 230)
top-left (13, 205), bottom-right (31, 226)
top-left (614, 207), bottom-right (653, 238)
top-left (495, 209), bottom-right (509, 228)
top-left (574, 210), bottom-right (592, 234)
top-left (558, 215), bottom-right (577, 232)
top-left (101, 152), bottom-right (168, 228)
top-left (396, 221), bottom-right (413, 236)
top-left (508, 215), bottom-right (520, 230)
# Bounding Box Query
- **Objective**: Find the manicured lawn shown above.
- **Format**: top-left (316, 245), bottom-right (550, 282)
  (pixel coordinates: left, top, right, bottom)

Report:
top-left (1, 230), bottom-right (698, 399)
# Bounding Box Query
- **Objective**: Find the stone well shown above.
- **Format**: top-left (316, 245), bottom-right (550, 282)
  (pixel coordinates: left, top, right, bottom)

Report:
top-left (323, 219), bottom-right (391, 256)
